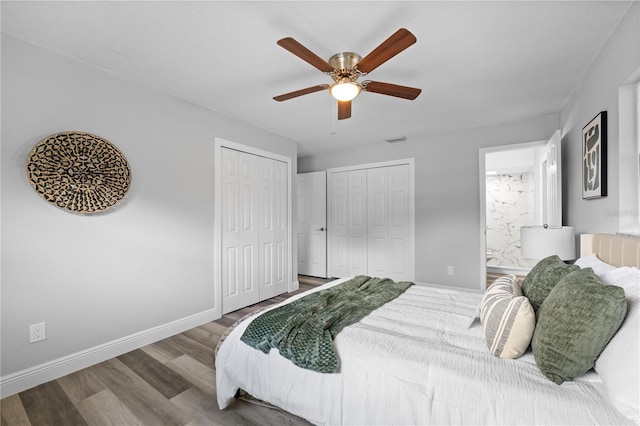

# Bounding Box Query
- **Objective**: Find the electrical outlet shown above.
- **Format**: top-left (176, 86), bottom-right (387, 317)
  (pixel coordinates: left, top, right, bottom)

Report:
top-left (29, 322), bottom-right (46, 343)
top-left (447, 266), bottom-right (454, 276)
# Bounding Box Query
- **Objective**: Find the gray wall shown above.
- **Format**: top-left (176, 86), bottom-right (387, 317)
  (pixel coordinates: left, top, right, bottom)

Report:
top-left (561, 2), bottom-right (639, 234)
top-left (298, 113), bottom-right (559, 290)
top-left (1, 35), bottom-right (297, 377)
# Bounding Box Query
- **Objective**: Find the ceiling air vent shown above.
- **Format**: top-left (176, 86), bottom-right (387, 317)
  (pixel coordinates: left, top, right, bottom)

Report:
top-left (385, 136), bottom-right (407, 143)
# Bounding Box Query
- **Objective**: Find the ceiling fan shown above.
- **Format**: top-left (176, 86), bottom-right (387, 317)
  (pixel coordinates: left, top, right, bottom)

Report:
top-left (273, 28), bottom-right (422, 120)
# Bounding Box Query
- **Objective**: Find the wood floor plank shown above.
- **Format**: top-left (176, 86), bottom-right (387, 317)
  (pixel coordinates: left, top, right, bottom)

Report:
top-left (213, 315), bottom-right (236, 328)
top-left (198, 321), bottom-right (228, 341)
top-left (19, 381), bottom-right (86, 426)
top-left (75, 389), bottom-right (143, 426)
top-left (181, 326), bottom-right (216, 348)
top-left (0, 394), bottom-right (31, 426)
top-left (140, 339), bottom-right (185, 364)
top-left (170, 387), bottom-right (231, 426)
top-left (90, 359), bottom-right (188, 426)
top-left (231, 398), bottom-right (311, 426)
top-left (117, 349), bottom-right (192, 399)
top-left (163, 334), bottom-right (214, 367)
top-left (57, 367), bottom-right (106, 404)
top-left (165, 354), bottom-right (216, 397)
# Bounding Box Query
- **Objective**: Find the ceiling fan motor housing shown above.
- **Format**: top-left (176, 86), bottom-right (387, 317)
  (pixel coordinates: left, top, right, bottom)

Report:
top-left (328, 52), bottom-right (363, 82)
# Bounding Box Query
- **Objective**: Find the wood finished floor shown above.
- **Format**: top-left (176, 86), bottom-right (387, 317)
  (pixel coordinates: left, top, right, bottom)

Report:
top-left (486, 272), bottom-right (526, 288)
top-left (1, 276), bottom-right (333, 426)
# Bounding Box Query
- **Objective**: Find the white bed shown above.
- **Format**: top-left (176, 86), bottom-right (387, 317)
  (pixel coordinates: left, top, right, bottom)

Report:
top-left (216, 233), bottom-right (639, 425)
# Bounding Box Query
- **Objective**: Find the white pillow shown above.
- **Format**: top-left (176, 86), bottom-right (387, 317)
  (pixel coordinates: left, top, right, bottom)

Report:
top-left (601, 266), bottom-right (639, 287)
top-left (574, 253), bottom-right (617, 276)
top-left (594, 267), bottom-right (640, 423)
top-left (480, 274), bottom-right (535, 359)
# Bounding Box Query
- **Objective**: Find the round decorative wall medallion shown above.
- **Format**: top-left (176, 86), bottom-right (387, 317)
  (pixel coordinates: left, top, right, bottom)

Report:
top-left (26, 131), bottom-right (131, 213)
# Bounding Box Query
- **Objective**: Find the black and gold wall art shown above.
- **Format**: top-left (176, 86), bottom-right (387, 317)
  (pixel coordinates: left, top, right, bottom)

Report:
top-left (26, 131), bottom-right (131, 213)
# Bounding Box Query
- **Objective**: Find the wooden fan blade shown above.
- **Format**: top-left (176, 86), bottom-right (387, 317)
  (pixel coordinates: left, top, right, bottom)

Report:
top-left (356, 28), bottom-right (417, 74)
top-left (273, 85), bottom-right (329, 102)
top-left (362, 81), bottom-right (421, 100)
top-left (338, 100), bottom-right (352, 120)
top-left (277, 37), bottom-right (334, 73)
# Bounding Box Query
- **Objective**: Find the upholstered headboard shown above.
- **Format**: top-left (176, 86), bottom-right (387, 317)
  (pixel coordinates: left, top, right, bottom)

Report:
top-left (580, 233), bottom-right (640, 268)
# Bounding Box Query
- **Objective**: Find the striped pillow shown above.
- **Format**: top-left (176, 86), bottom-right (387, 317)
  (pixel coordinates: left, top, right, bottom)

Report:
top-left (480, 275), bottom-right (536, 359)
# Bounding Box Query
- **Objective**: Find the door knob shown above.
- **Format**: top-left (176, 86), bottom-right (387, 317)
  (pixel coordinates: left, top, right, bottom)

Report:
top-left (317, 227), bottom-right (326, 231)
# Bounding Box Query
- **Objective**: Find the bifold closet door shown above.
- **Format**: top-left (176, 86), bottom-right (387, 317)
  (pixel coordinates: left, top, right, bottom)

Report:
top-left (221, 148), bottom-right (289, 314)
top-left (221, 148), bottom-right (260, 314)
top-left (367, 164), bottom-right (410, 281)
top-left (257, 157), bottom-right (288, 300)
top-left (330, 169), bottom-right (367, 278)
top-left (330, 164), bottom-right (411, 281)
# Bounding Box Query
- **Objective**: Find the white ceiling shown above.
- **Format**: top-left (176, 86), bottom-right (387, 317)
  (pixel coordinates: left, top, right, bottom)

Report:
top-left (1, 1), bottom-right (633, 157)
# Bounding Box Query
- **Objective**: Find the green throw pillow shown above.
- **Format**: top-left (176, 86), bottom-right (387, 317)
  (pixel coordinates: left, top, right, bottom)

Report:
top-left (521, 255), bottom-right (579, 312)
top-left (532, 267), bottom-right (627, 384)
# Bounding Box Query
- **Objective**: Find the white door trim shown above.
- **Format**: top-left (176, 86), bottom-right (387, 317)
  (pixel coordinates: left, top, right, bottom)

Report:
top-left (479, 139), bottom-right (551, 291)
top-left (326, 158), bottom-right (415, 280)
top-left (214, 138), bottom-right (293, 316)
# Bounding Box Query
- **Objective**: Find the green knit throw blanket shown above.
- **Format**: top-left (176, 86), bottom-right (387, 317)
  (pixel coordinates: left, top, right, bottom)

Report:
top-left (240, 275), bottom-right (413, 373)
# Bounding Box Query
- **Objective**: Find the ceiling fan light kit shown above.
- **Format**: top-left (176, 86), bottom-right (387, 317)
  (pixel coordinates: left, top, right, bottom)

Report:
top-left (330, 79), bottom-right (361, 102)
top-left (274, 28), bottom-right (422, 120)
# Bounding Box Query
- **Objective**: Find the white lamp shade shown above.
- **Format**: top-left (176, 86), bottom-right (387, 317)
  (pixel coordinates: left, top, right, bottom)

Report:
top-left (520, 226), bottom-right (576, 260)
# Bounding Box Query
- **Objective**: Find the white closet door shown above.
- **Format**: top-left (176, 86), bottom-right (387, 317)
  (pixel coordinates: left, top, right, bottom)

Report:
top-left (348, 170), bottom-right (368, 276)
top-left (331, 171), bottom-right (350, 277)
top-left (330, 162), bottom-right (413, 281)
top-left (221, 148), bottom-right (260, 314)
top-left (258, 157), bottom-right (276, 299)
top-left (248, 156), bottom-right (289, 301)
top-left (330, 170), bottom-right (367, 278)
top-left (367, 165), bottom-right (410, 281)
top-left (273, 160), bottom-right (291, 294)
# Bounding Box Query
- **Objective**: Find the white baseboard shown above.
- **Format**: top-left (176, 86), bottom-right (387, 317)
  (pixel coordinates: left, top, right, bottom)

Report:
top-left (0, 308), bottom-right (220, 398)
top-left (414, 281), bottom-right (483, 294)
top-left (289, 280), bottom-right (300, 292)
top-left (487, 265), bottom-right (530, 275)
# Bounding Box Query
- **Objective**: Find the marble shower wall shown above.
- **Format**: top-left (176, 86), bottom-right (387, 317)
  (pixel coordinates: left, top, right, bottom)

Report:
top-left (486, 173), bottom-right (537, 269)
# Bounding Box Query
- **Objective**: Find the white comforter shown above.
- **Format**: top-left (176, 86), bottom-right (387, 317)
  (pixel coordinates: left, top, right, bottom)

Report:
top-left (216, 278), bottom-right (633, 425)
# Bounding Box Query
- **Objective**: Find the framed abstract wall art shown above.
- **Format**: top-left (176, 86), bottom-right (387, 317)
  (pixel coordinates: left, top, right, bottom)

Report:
top-left (582, 111), bottom-right (607, 199)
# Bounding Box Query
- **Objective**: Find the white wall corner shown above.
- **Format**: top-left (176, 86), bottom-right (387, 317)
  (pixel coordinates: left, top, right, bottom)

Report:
top-left (617, 80), bottom-right (640, 235)
top-left (0, 308), bottom-right (219, 399)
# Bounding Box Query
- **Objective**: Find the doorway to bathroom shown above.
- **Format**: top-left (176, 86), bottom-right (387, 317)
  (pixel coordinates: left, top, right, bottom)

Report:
top-left (479, 131), bottom-right (562, 285)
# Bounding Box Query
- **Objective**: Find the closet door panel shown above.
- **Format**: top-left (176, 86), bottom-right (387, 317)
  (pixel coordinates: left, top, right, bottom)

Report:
top-left (387, 164), bottom-right (411, 280)
top-left (272, 159), bottom-right (288, 296)
top-left (366, 164), bottom-right (410, 281)
top-left (222, 149), bottom-right (260, 314)
top-left (257, 157), bottom-right (288, 300)
top-left (348, 170), bottom-right (367, 277)
top-left (331, 172), bottom-right (350, 277)
top-left (367, 167), bottom-right (389, 277)
top-left (258, 157), bottom-right (275, 298)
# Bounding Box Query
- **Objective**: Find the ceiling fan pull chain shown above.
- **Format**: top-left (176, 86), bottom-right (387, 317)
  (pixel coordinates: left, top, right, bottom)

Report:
top-left (331, 98), bottom-right (337, 135)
